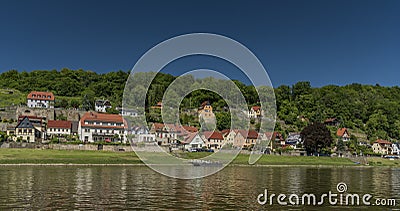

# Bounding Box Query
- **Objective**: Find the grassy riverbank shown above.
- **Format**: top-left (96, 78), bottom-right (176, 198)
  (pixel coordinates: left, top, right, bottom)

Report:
top-left (0, 149), bottom-right (398, 167)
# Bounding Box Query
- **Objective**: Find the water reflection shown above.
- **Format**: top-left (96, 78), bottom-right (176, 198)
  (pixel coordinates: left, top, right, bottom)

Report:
top-left (0, 166), bottom-right (398, 210)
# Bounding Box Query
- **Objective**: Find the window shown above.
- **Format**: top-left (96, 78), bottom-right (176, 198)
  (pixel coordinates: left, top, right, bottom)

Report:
top-left (84, 128), bottom-right (90, 133)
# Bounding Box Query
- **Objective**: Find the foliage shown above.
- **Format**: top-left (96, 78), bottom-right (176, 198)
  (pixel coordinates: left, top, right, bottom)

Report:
top-left (301, 122), bottom-right (333, 155)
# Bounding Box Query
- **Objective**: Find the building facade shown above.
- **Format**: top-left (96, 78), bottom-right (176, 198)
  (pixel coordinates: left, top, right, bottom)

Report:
top-left (27, 91), bottom-right (55, 108)
top-left (78, 112), bottom-right (126, 143)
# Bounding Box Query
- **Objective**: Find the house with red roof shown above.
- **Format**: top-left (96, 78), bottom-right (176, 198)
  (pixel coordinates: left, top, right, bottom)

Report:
top-left (47, 120), bottom-right (72, 138)
top-left (248, 106), bottom-right (262, 118)
top-left (78, 112), bottom-right (126, 143)
top-left (201, 131), bottom-right (225, 150)
top-left (337, 128), bottom-right (350, 142)
top-left (233, 129), bottom-right (260, 149)
top-left (27, 91), bottom-right (55, 108)
top-left (150, 122), bottom-right (198, 146)
top-left (198, 101), bottom-right (215, 121)
top-left (372, 139), bottom-right (393, 155)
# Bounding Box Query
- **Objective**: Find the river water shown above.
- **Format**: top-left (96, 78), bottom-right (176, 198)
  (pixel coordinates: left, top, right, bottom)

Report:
top-left (0, 166), bottom-right (399, 210)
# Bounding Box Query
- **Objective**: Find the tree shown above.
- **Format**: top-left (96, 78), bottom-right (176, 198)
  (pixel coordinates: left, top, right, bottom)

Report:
top-left (301, 122), bottom-right (333, 155)
top-left (336, 139), bottom-right (345, 152)
top-left (215, 112), bottom-right (231, 131)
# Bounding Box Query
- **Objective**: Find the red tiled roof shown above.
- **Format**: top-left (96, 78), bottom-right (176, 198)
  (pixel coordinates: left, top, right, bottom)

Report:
top-left (183, 126), bottom-right (198, 133)
top-left (202, 131), bottom-right (224, 140)
top-left (252, 106), bottom-right (261, 111)
top-left (337, 128), bottom-right (348, 137)
top-left (152, 123), bottom-right (165, 131)
top-left (27, 91), bottom-right (55, 101)
top-left (238, 130), bottom-right (259, 139)
top-left (264, 132), bottom-right (283, 141)
top-left (81, 112), bottom-right (123, 123)
top-left (221, 129), bottom-right (231, 135)
top-left (48, 120), bottom-right (72, 129)
top-left (375, 139), bottom-right (392, 145)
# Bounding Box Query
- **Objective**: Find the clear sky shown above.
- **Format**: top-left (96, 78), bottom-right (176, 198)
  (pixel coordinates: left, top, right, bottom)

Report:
top-left (0, 0), bottom-right (399, 87)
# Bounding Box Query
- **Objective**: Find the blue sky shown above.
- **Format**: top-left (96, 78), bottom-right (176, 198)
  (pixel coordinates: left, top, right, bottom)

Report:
top-left (0, 0), bottom-right (399, 87)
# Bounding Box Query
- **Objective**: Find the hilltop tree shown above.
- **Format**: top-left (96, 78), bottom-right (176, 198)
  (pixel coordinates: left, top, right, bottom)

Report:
top-left (301, 122), bottom-right (333, 155)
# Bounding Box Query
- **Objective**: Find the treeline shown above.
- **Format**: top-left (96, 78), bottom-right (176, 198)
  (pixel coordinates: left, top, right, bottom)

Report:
top-left (1, 69), bottom-right (400, 141)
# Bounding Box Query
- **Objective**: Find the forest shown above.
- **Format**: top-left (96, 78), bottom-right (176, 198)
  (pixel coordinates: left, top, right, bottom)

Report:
top-left (1, 68), bottom-right (400, 142)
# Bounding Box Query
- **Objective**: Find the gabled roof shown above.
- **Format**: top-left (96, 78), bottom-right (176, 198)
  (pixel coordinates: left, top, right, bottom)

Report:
top-left (374, 139), bottom-right (392, 145)
top-left (16, 116), bottom-right (35, 129)
top-left (183, 132), bottom-right (203, 144)
top-left (237, 130), bottom-right (259, 139)
top-left (27, 91), bottom-right (55, 101)
top-left (48, 120), bottom-right (72, 129)
top-left (264, 132), bottom-right (283, 141)
top-left (337, 128), bottom-right (349, 137)
top-left (202, 131), bottom-right (224, 140)
top-left (183, 126), bottom-right (198, 133)
top-left (252, 106), bottom-right (261, 111)
top-left (221, 129), bottom-right (231, 136)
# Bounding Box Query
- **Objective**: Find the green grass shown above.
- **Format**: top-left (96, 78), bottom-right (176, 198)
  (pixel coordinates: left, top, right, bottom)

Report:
top-left (366, 157), bottom-right (400, 167)
top-left (0, 148), bottom-right (142, 164)
top-left (0, 148), bottom-right (396, 166)
top-left (0, 89), bottom-right (25, 107)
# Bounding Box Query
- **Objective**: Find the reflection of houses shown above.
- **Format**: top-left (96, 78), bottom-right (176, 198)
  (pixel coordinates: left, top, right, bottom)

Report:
top-left (27, 91), bottom-right (55, 108)
top-left (47, 120), bottom-right (72, 138)
top-left (198, 101), bottom-right (215, 120)
top-left (248, 106), bottom-right (262, 118)
top-left (95, 100), bottom-right (112, 113)
top-left (324, 118), bottom-right (340, 127)
top-left (78, 112), bottom-right (126, 143)
top-left (15, 116), bottom-right (41, 142)
top-left (202, 131), bottom-right (224, 150)
top-left (337, 128), bottom-right (350, 142)
top-left (130, 126), bottom-right (155, 142)
top-left (372, 139), bottom-right (392, 155)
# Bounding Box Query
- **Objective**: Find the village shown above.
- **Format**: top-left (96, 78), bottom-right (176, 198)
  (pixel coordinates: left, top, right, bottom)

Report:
top-left (0, 90), bottom-right (399, 158)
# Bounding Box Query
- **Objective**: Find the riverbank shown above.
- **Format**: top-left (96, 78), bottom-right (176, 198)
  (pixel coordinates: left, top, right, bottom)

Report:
top-left (0, 149), bottom-right (398, 167)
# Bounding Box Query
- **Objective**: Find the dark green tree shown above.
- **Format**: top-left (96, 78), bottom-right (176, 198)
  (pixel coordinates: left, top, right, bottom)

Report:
top-left (301, 122), bottom-right (333, 155)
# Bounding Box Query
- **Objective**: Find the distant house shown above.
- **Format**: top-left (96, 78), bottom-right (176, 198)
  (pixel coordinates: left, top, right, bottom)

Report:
top-left (337, 128), bottom-right (350, 142)
top-left (372, 139), bottom-right (392, 155)
top-left (202, 131), bottom-right (225, 150)
top-left (392, 143), bottom-right (400, 155)
top-left (149, 123), bottom-right (197, 146)
top-left (324, 118), bottom-right (340, 127)
top-left (263, 131), bottom-right (285, 148)
top-left (27, 91), bottom-right (55, 108)
top-left (117, 107), bottom-right (138, 117)
top-left (198, 101), bottom-right (215, 120)
top-left (17, 115), bottom-right (46, 139)
top-left (182, 132), bottom-right (205, 151)
top-left (248, 106), bottom-right (262, 118)
top-left (15, 116), bottom-right (40, 142)
top-left (233, 130), bottom-right (259, 149)
top-left (78, 112), bottom-right (126, 143)
top-left (130, 126), bottom-right (155, 143)
top-left (95, 100), bottom-right (112, 113)
top-left (47, 120), bottom-right (72, 138)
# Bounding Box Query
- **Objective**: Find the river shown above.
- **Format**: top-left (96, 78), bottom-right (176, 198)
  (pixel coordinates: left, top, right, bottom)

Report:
top-left (0, 166), bottom-right (399, 210)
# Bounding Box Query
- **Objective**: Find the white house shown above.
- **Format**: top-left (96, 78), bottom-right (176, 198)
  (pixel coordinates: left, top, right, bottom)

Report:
top-left (372, 139), bottom-right (393, 155)
top-left (337, 128), bottom-right (350, 142)
top-left (78, 112), bottom-right (126, 143)
top-left (392, 143), bottom-right (400, 155)
top-left (27, 91), bottom-right (55, 108)
top-left (95, 100), bottom-right (112, 113)
top-left (183, 132), bottom-right (205, 151)
top-left (130, 126), bottom-right (155, 143)
top-left (47, 120), bottom-right (72, 138)
top-left (248, 106), bottom-right (262, 118)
